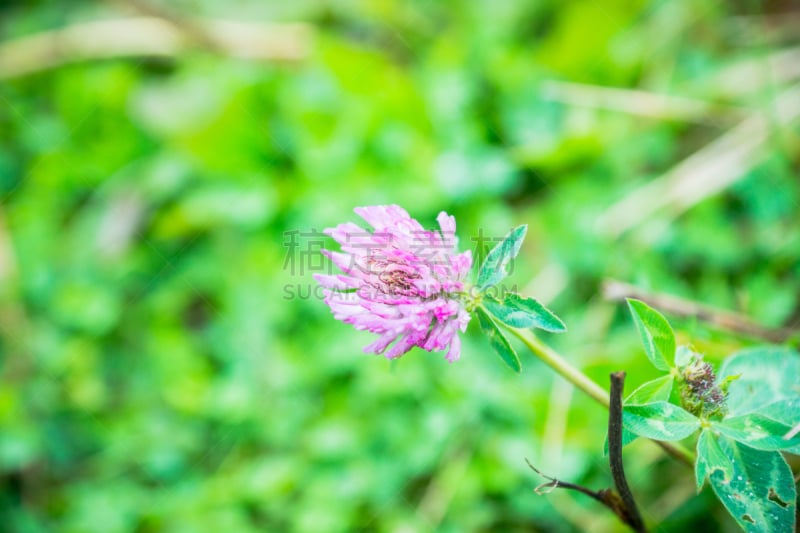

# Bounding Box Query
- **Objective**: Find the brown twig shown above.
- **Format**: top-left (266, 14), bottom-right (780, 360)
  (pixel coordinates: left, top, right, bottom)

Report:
top-left (525, 459), bottom-right (631, 527)
top-left (525, 372), bottom-right (649, 532)
top-left (602, 279), bottom-right (795, 343)
top-left (526, 459), bottom-right (615, 501)
top-left (609, 372), bottom-right (647, 532)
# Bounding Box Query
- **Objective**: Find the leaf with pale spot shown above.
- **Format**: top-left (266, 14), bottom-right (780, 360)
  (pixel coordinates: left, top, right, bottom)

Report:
top-left (695, 429), bottom-right (732, 492)
top-left (483, 293), bottom-right (566, 333)
top-left (622, 401), bottom-right (699, 441)
top-left (718, 346), bottom-right (800, 455)
top-left (713, 413), bottom-right (800, 452)
top-left (603, 375), bottom-right (675, 455)
top-left (719, 346), bottom-right (800, 417)
top-left (707, 436), bottom-right (796, 533)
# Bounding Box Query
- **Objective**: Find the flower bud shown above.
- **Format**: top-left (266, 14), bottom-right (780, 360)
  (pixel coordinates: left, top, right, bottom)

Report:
top-left (678, 350), bottom-right (727, 419)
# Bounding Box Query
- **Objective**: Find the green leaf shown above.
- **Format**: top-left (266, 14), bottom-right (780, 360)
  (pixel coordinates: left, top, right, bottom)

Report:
top-left (476, 307), bottom-right (520, 373)
top-left (757, 399), bottom-right (800, 453)
top-left (604, 375), bottom-right (676, 455)
top-left (626, 375), bottom-right (675, 404)
top-left (718, 347), bottom-right (800, 455)
top-left (674, 345), bottom-right (695, 367)
top-left (706, 436), bottom-right (796, 533)
top-left (477, 225), bottom-right (527, 289)
top-left (626, 299), bottom-right (675, 371)
top-left (719, 346), bottom-right (800, 417)
top-left (622, 401), bottom-right (699, 441)
top-left (482, 293), bottom-right (566, 333)
top-left (757, 398), bottom-right (800, 427)
top-left (713, 413), bottom-right (800, 451)
top-left (695, 429), bottom-right (732, 492)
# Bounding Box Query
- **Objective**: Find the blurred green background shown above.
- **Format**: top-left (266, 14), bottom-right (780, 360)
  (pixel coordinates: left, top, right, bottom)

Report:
top-left (1, 0), bottom-right (798, 531)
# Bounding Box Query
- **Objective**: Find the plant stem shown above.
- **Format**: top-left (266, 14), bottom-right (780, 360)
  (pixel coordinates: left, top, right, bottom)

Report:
top-left (509, 327), bottom-right (610, 407)
top-left (507, 327), bottom-right (695, 467)
top-left (608, 372), bottom-right (647, 533)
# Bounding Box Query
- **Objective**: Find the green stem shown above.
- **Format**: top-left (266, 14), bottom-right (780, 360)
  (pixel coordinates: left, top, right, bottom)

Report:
top-left (506, 326), bottom-right (696, 467)
top-left (509, 327), bottom-right (610, 407)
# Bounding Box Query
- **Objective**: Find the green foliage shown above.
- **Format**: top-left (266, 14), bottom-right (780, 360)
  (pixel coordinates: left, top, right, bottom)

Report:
top-left (626, 375), bottom-right (675, 405)
top-left (477, 225), bottom-right (567, 366)
top-left (695, 429), bottom-right (729, 492)
top-left (621, 306), bottom-right (800, 531)
top-left (477, 227), bottom-right (566, 372)
top-left (476, 307), bottom-right (521, 373)
top-left (717, 346), bottom-right (800, 455)
top-left (1, 0), bottom-right (799, 531)
top-left (719, 347), bottom-right (800, 420)
top-left (713, 414), bottom-right (800, 451)
top-left (604, 375), bottom-right (674, 454)
top-left (703, 435), bottom-right (796, 533)
top-left (477, 224), bottom-right (527, 290)
top-left (622, 402), bottom-right (700, 441)
top-left (483, 293), bottom-right (566, 333)
top-left (674, 346), bottom-right (695, 367)
top-left (626, 299), bottom-right (675, 371)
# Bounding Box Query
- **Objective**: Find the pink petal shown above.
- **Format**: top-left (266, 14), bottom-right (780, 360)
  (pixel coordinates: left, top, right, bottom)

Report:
top-left (354, 205), bottom-right (407, 229)
top-left (315, 204), bottom-right (473, 363)
top-left (313, 273), bottom-right (358, 290)
top-left (364, 332), bottom-right (399, 354)
top-left (321, 250), bottom-right (359, 275)
top-left (385, 334), bottom-right (416, 359)
top-left (445, 334), bottom-right (461, 362)
top-left (324, 222), bottom-right (369, 246)
top-left (436, 211), bottom-right (458, 249)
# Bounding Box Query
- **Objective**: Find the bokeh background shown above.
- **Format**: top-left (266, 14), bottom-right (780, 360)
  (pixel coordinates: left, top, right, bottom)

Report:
top-left (1, 0), bottom-right (799, 531)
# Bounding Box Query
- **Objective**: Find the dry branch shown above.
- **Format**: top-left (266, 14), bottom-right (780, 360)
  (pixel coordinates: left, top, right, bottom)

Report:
top-left (0, 16), bottom-right (313, 79)
top-left (603, 279), bottom-right (796, 343)
top-left (702, 46), bottom-right (800, 98)
top-left (725, 13), bottom-right (800, 46)
top-left (540, 80), bottom-right (746, 125)
top-left (595, 84), bottom-right (800, 238)
top-left (525, 372), bottom-right (648, 533)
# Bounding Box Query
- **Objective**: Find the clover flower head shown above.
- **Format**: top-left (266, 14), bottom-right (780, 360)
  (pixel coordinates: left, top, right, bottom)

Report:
top-left (679, 353), bottom-right (728, 419)
top-left (313, 205), bottom-right (473, 362)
